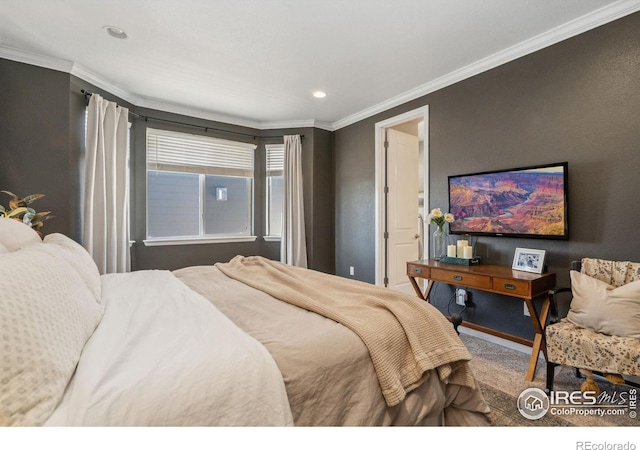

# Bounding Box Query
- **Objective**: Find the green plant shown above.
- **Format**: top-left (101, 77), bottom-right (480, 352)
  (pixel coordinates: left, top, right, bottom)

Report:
top-left (0, 190), bottom-right (53, 233)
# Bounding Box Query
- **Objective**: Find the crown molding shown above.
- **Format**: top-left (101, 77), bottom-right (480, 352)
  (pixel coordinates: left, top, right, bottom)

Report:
top-left (72, 60), bottom-right (265, 129)
top-left (133, 96), bottom-right (263, 130)
top-left (0, 44), bottom-right (74, 73)
top-left (260, 119), bottom-right (333, 132)
top-left (311, 121), bottom-right (334, 132)
top-left (70, 63), bottom-right (134, 104)
top-left (330, 0), bottom-right (640, 130)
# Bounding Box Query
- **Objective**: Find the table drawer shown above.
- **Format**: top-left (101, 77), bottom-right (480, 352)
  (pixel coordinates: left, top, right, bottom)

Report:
top-left (431, 268), bottom-right (491, 289)
top-left (407, 264), bottom-right (429, 278)
top-left (493, 278), bottom-right (530, 296)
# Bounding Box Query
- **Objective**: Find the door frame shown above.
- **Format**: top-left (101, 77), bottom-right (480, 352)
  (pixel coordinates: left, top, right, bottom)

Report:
top-left (374, 105), bottom-right (429, 286)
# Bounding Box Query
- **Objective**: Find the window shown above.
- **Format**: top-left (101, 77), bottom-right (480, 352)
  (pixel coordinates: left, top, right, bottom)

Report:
top-left (145, 128), bottom-right (256, 244)
top-left (265, 144), bottom-right (284, 238)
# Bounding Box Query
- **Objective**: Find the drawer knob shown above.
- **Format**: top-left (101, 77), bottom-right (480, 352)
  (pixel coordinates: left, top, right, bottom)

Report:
top-left (453, 274), bottom-right (463, 281)
top-left (414, 268), bottom-right (422, 274)
top-left (504, 283), bottom-right (516, 290)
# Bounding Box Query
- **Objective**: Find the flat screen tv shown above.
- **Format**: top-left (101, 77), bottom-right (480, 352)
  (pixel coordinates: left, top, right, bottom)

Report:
top-left (448, 162), bottom-right (568, 239)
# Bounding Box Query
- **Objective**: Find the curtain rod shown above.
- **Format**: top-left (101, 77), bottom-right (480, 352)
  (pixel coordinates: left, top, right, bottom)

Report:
top-left (81, 90), bottom-right (304, 141)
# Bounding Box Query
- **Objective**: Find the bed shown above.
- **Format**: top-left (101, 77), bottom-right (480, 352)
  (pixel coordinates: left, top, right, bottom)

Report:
top-left (0, 218), bottom-right (491, 426)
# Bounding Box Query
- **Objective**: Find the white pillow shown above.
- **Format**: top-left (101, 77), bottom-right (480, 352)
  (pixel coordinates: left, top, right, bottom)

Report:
top-left (0, 217), bottom-right (41, 251)
top-left (0, 244), bottom-right (104, 426)
top-left (567, 270), bottom-right (640, 338)
top-left (0, 242), bottom-right (8, 254)
top-left (42, 233), bottom-right (102, 303)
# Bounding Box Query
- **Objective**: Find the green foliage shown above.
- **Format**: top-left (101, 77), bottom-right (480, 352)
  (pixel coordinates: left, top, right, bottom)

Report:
top-left (1, 190), bottom-right (54, 232)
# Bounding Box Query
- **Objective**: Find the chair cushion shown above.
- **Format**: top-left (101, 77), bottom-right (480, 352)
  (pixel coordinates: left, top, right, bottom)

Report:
top-left (566, 270), bottom-right (640, 339)
top-left (581, 258), bottom-right (640, 287)
top-left (546, 319), bottom-right (640, 376)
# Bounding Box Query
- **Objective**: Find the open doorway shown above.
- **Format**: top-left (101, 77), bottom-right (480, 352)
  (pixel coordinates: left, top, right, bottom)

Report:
top-left (374, 106), bottom-right (429, 291)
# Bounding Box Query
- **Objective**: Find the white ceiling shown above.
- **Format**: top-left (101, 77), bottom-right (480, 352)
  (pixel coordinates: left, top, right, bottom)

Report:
top-left (1, 1), bottom-right (638, 130)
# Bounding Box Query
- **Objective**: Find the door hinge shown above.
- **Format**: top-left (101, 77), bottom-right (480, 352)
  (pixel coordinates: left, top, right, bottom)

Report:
top-left (384, 186), bottom-right (389, 194)
top-left (384, 231), bottom-right (389, 239)
top-left (383, 277), bottom-right (389, 286)
top-left (384, 140), bottom-right (389, 150)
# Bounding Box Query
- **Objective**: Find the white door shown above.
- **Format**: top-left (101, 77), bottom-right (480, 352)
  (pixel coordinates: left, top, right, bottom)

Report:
top-left (386, 128), bottom-right (419, 293)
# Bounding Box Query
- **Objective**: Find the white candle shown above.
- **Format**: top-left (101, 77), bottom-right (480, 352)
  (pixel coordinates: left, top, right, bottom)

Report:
top-left (456, 240), bottom-right (468, 257)
top-left (463, 246), bottom-right (473, 259)
top-left (447, 245), bottom-right (457, 257)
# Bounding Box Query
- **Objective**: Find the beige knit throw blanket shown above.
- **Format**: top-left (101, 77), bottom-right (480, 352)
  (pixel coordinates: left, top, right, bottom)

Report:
top-left (216, 255), bottom-right (475, 406)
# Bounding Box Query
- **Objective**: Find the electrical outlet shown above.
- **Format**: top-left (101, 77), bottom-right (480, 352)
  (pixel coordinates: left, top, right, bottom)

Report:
top-left (456, 288), bottom-right (467, 306)
top-left (349, 266), bottom-right (355, 276)
top-left (523, 302), bottom-right (530, 316)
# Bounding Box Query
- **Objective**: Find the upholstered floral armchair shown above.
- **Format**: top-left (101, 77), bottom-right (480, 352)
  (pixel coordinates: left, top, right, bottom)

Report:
top-left (545, 258), bottom-right (640, 394)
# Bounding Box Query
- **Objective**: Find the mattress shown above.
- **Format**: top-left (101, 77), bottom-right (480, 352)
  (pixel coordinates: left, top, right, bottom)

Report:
top-left (174, 265), bottom-right (491, 426)
top-left (44, 270), bottom-right (293, 426)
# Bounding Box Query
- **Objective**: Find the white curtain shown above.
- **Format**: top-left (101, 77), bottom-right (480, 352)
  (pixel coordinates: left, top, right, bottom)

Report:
top-left (280, 135), bottom-right (308, 268)
top-left (83, 94), bottom-right (130, 274)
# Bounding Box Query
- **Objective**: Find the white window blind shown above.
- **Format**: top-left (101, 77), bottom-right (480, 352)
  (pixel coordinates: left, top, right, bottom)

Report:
top-left (266, 144), bottom-right (284, 177)
top-left (147, 128), bottom-right (256, 177)
top-left (145, 127), bottom-right (256, 243)
top-left (265, 144), bottom-right (284, 237)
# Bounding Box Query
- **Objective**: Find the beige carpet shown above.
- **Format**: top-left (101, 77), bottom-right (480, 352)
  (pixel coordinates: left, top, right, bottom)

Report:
top-left (460, 332), bottom-right (638, 427)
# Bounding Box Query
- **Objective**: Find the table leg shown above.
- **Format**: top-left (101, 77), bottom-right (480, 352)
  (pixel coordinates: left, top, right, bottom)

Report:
top-left (409, 276), bottom-right (434, 302)
top-left (524, 295), bottom-right (550, 382)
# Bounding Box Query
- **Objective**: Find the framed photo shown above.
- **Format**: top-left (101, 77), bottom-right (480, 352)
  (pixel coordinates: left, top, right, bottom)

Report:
top-left (512, 247), bottom-right (546, 274)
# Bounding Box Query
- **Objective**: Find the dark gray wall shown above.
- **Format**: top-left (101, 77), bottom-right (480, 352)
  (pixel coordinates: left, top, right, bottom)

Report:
top-left (309, 128), bottom-right (335, 274)
top-left (334, 12), bottom-right (640, 339)
top-left (334, 120), bottom-right (376, 281)
top-left (1, 60), bottom-right (72, 237)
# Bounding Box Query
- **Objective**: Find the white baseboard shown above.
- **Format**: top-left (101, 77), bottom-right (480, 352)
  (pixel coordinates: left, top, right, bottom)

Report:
top-left (458, 326), bottom-right (532, 355)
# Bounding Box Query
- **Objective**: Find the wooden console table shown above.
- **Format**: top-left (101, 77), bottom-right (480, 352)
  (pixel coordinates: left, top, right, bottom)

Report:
top-left (407, 259), bottom-right (556, 382)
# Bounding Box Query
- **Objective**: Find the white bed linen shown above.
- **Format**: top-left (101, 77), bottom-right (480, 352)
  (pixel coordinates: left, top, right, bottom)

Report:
top-left (44, 270), bottom-right (293, 426)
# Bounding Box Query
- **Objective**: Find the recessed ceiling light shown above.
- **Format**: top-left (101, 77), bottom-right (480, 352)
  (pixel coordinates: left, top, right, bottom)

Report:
top-left (313, 91), bottom-right (327, 99)
top-left (103, 26), bottom-right (128, 39)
